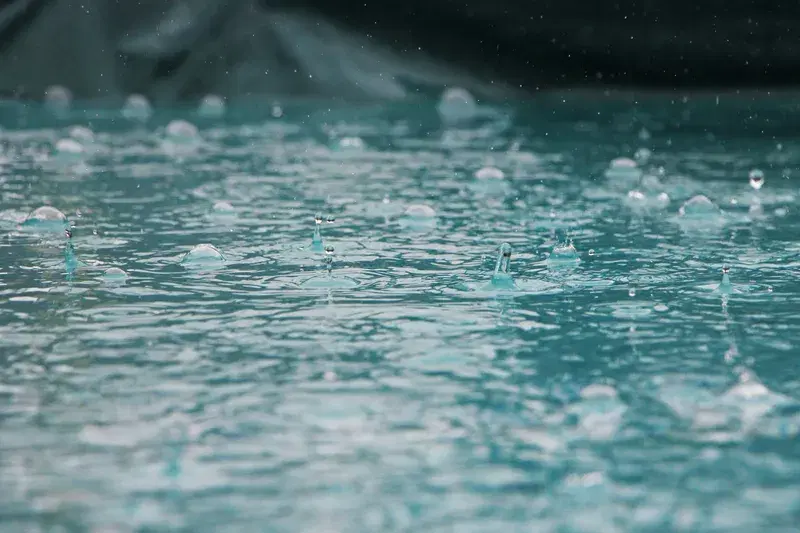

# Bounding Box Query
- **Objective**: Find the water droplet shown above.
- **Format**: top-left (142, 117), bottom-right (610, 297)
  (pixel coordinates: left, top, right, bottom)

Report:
top-left (181, 244), bottom-right (225, 266)
top-left (271, 104), bottom-right (283, 118)
top-left (121, 94), bottom-right (152, 122)
top-left (628, 287), bottom-right (636, 297)
top-left (326, 215), bottom-right (335, 224)
top-left (22, 206), bottom-right (68, 232)
top-left (324, 245), bottom-right (334, 255)
top-left (314, 213), bottom-right (323, 225)
top-left (638, 127), bottom-right (651, 141)
top-left (588, 249), bottom-right (595, 256)
top-left (437, 87), bottom-right (477, 124)
top-left (197, 94), bottom-right (226, 119)
top-left (44, 85), bottom-right (72, 117)
top-left (748, 169), bottom-right (765, 191)
top-left (767, 286), bottom-right (773, 293)
top-left (101, 267), bottom-right (128, 285)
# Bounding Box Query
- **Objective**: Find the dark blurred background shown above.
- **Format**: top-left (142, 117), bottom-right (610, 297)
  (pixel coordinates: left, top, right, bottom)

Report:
top-left (0, 0), bottom-right (797, 104)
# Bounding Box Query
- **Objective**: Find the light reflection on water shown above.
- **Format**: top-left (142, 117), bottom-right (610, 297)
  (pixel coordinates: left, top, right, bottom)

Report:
top-left (1, 98), bottom-right (800, 532)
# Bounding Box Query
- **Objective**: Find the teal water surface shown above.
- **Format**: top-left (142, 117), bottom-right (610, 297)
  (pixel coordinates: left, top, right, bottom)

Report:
top-left (2, 94), bottom-right (800, 532)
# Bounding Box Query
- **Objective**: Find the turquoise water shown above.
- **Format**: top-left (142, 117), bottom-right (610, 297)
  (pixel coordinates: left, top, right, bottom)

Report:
top-left (2, 94), bottom-right (800, 532)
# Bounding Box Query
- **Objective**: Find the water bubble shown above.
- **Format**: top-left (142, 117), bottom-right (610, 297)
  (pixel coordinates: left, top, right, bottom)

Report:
top-left (165, 119), bottom-right (199, 141)
top-left (121, 94), bottom-right (152, 122)
top-left (678, 195), bottom-right (721, 218)
top-left (44, 85), bottom-right (72, 117)
top-left (748, 169), bottom-right (765, 191)
top-left (634, 148), bottom-right (652, 164)
top-left (68, 126), bottom-right (94, 143)
top-left (197, 94), bottom-right (226, 119)
top-left (437, 87), bottom-right (477, 124)
top-left (21, 206), bottom-right (68, 232)
top-left (212, 201), bottom-right (234, 213)
top-left (604, 157), bottom-right (642, 184)
top-left (336, 137), bottom-right (365, 150)
top-left (54, 138), bottom-right (84, 158)
top-left (399, 204), bottom-right (438, 230)
top-left (474, 166), bottom-right (505, 180)
top-left (271, 104), bottom-right (283, 118)
top-left (101, 267), bottom-right (128, 285)
top-left (181, 244), bottom-right (225, 266)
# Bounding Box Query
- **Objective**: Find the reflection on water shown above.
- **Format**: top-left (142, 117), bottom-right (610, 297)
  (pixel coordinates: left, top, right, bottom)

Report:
top-left (1, 96), bottom-right (800, 532)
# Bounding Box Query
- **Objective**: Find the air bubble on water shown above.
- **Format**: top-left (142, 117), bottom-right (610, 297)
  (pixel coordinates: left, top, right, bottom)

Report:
top-left (748, 169), bottom-right (764, 191)
top-left (626, 189), bottom-right (646, 204)
top-left (54, 138), bottom-right (84, 157)
top-left (165, 119), bottom-right (199, 141)
top-left (678, 195), bottom-right (721, 218)
top-left (399, 204), bottom-right (438, 230)
top-left (21, 206), bottom-right (68, 232)
top-left (336, 137), bottom-right (365, 151)
top-left (604, 157), bottom-right (642, 184)
top-left (197, 94), bottom-right (226, 119)
top-left (101, 267), bottom-right (128, 285)
top-left (212, 201), bottom-right (234, 213)
top-left (437, 87), bottom-right (477, 124)
top-left (474, 166), bottom-right (504, 180)
top-left (44, 85), bottom-right (72, 117)
top-left (121, 94), bottom-right (152, 122)
top-left (634, 147), bottom-right (652, 164)
top-left (68, 126), bottom-right (94, 143)
top-left (181, 244), bottom-right (225, 266)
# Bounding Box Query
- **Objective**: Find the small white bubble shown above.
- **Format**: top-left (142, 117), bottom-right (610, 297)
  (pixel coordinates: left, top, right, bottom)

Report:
top-left (437, 87), bottom-right (477, 124)
top-left (121, 94), bottom-right (152, 122)
top-left (197, 94), bottom-right (226, 119)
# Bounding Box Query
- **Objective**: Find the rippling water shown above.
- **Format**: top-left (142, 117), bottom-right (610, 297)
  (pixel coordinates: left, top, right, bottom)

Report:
top-left (2, 95), bottom-right (800, 532)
